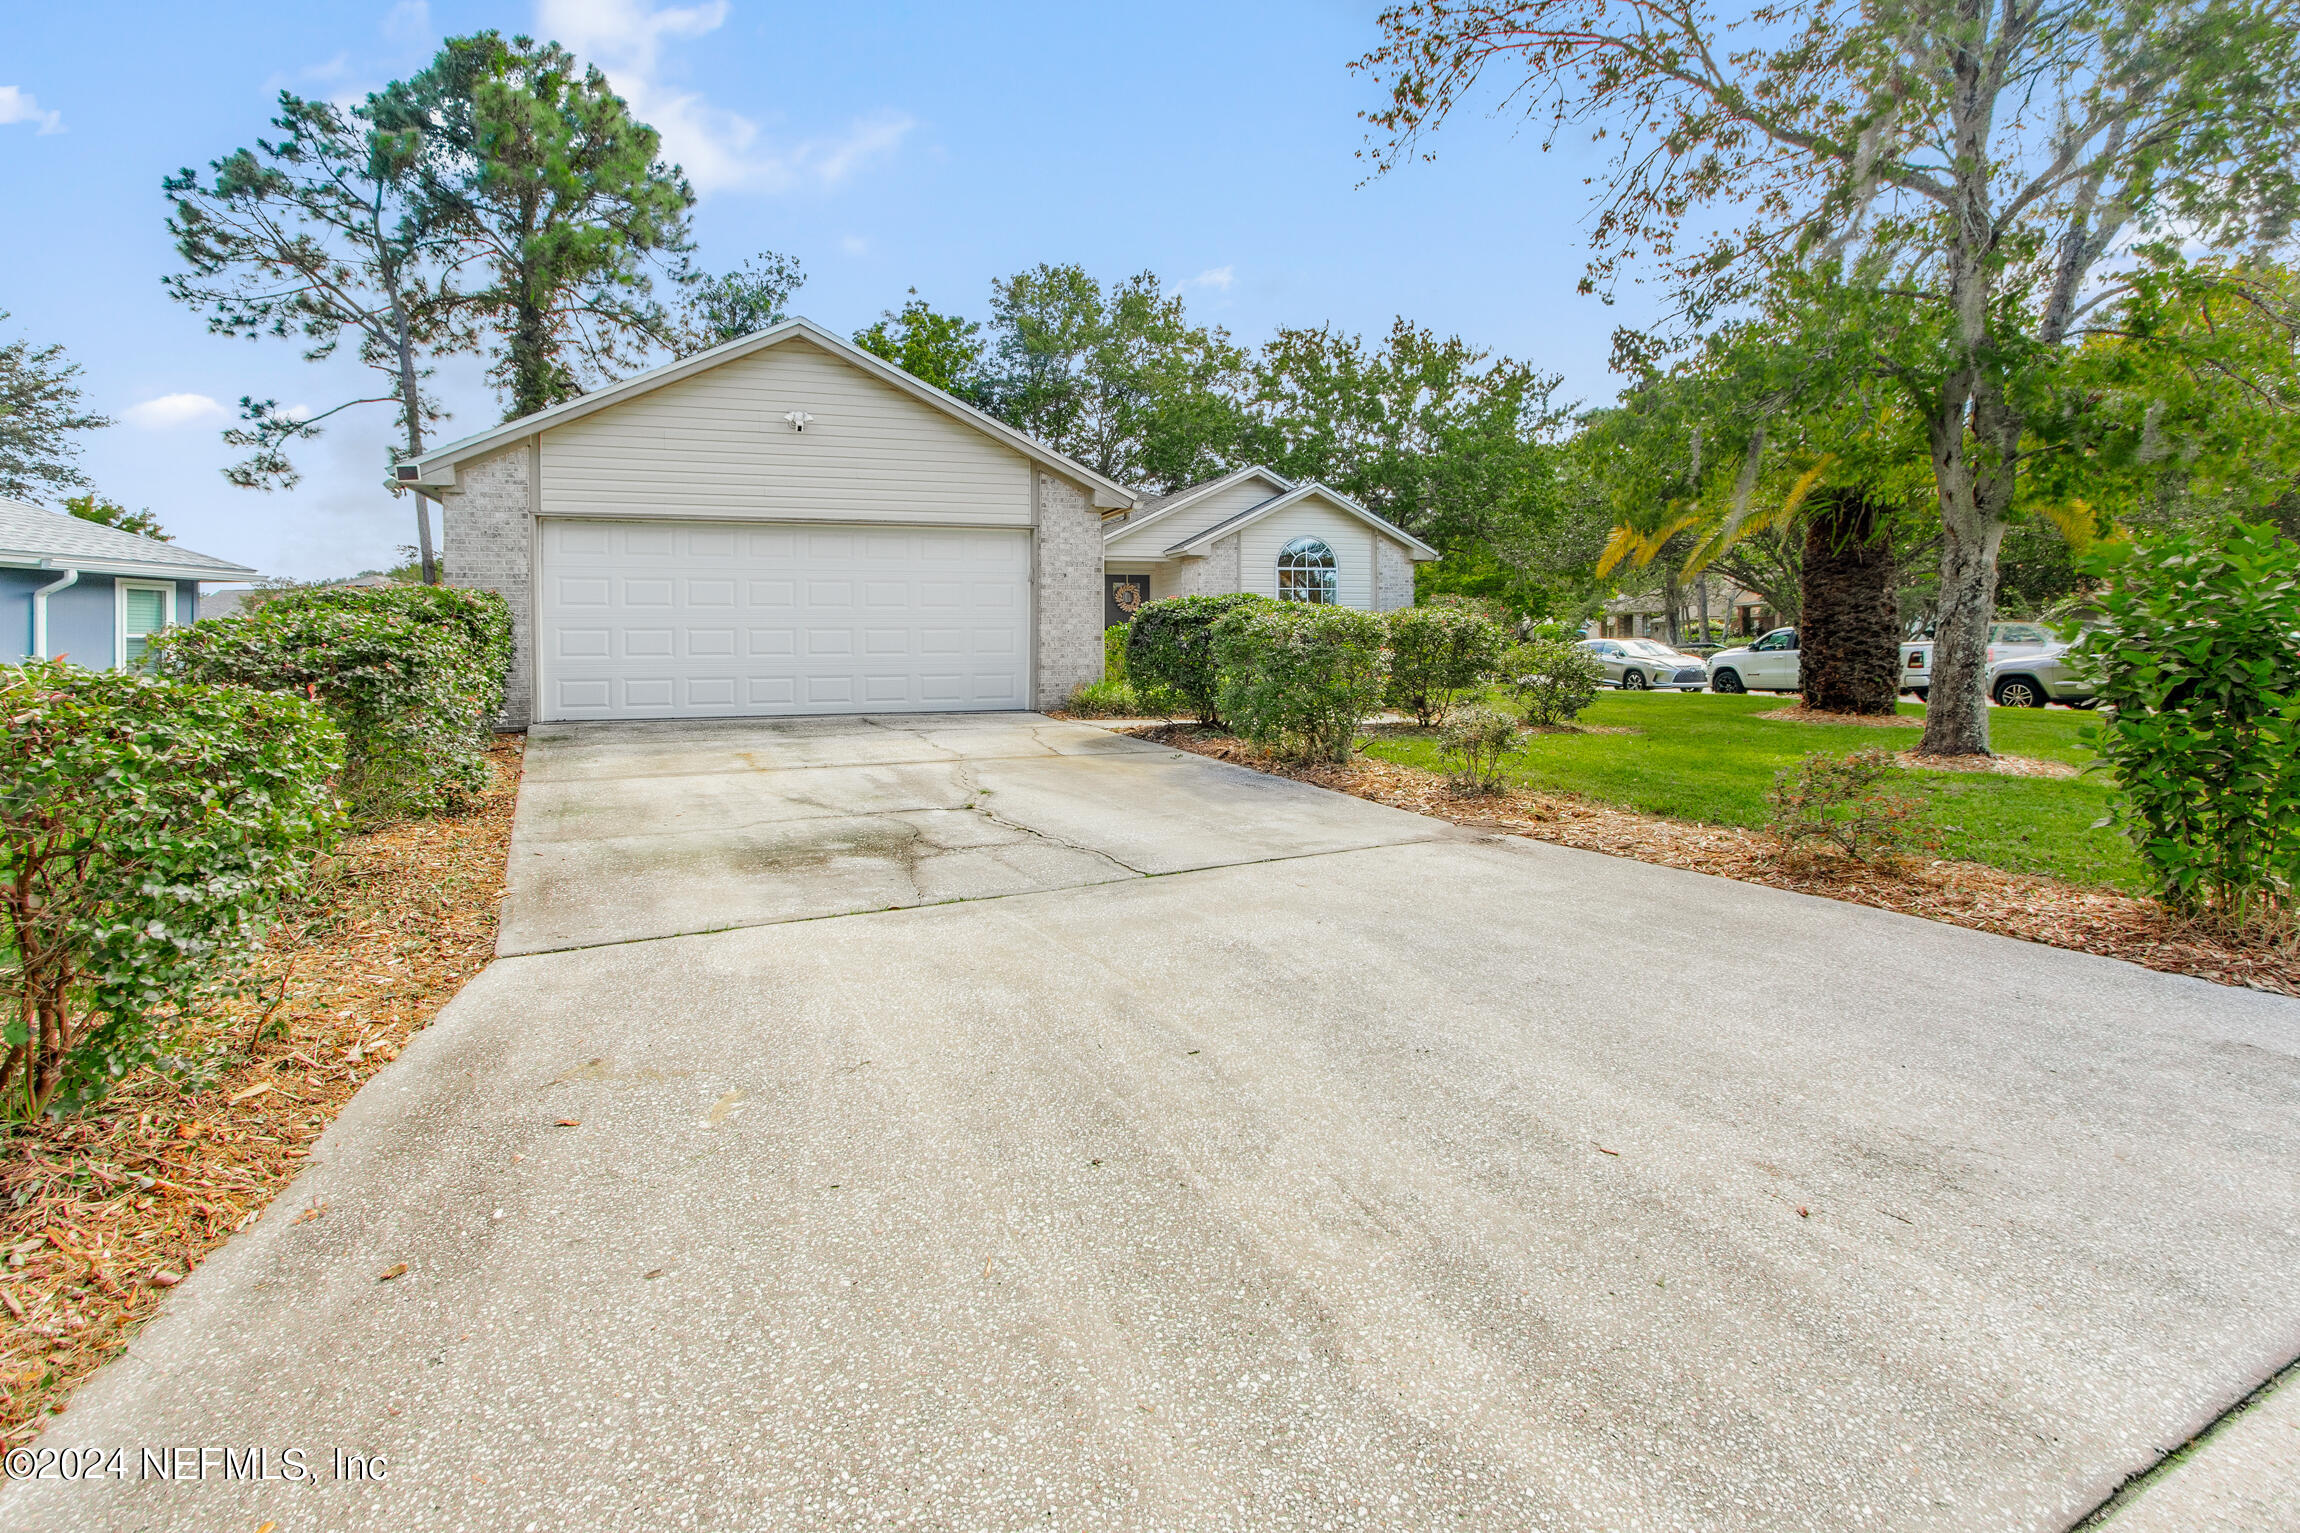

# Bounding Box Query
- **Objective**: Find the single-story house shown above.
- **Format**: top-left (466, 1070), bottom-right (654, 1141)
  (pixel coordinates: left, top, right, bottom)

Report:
top-left (1099, 465), bottom-right (1437, 624)
top-left (409, 318), bottom-right (1434, 730)
top-left (1598, 581), bottom-right (1776, 642)
top-left (2, 498), bottom-right (255, 669)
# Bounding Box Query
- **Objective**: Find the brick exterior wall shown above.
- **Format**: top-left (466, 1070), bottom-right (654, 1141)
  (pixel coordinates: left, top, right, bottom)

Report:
top-left (1158, 534), bottom-right (1242, 601)
top-left (1375, 534), bottom-right (1417, 611)
top-left (1205, 533), bottom-right (1241, 596)
top-left (443, 442), bottom-right (535, 728)
top-left (1034, 469), bottom-right (1103, 707)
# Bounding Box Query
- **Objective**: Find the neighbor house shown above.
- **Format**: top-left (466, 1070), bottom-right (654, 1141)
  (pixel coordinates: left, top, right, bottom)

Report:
top-left (2, 498), bottom-right (255, 669)
top-left (1098, 465), bottom-right (1437, 625)
top-left (1598, 582), bottom-right (1777, 643)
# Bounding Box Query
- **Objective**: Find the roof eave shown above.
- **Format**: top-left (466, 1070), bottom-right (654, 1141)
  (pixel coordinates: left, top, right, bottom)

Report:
top-left (1, 552), bottom-right (257, 580)
top-left (1161, 482), bottom-right (1443, 561)
top-left (1102, 465), bottom-right (1293, 550)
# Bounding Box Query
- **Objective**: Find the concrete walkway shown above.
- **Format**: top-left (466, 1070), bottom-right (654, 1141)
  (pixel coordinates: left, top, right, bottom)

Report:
top-left (9, 714), bottom-right (2299, 1531)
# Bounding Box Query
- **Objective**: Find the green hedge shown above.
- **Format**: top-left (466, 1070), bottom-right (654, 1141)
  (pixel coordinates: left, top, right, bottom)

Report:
top-left (154, 585), bottom-right (512, 823)
top-left (1126, 594), bottom-right (1271, 725)
top-left (1, 661), bottom-right (343, 1119)
top-left (1211, 602), bottom-right (1388, 761)
top-left (1386, 604), bottom-right (1505, 726)
top-left (2079, 520), bottom-right (2300, 924)
top-left (1506, 626), bottom-right (1604, 727)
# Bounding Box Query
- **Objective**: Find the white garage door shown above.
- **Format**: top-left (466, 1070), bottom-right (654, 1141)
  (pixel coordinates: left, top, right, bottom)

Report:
top-left (537, 519), bottom-right (1031, 721)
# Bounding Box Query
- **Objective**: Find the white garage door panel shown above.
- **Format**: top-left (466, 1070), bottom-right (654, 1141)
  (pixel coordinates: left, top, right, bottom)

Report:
top-left (539, 520), bottom-right (1030, 720)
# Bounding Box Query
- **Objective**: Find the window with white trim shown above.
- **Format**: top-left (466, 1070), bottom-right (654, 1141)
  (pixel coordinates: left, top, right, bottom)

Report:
top-left (117, 580), bottom-right (176, 671)
top-left (1276, 537), bottom-right (1337, 603)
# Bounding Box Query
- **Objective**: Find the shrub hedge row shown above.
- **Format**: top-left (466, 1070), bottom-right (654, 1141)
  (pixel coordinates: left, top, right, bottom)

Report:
top-left (1, 582), bottom-right (514, 1120)
top-left (1116, 595), bottom-right (1584, 761)
top-left (153, 585), bottom-right (513, 822)
top-left (1, 662), bottom-right (345, 1119)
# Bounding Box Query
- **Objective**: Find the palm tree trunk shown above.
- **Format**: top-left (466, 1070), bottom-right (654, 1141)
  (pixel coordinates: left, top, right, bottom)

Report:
top-left (1799, 489), bottom-right (1900, 714)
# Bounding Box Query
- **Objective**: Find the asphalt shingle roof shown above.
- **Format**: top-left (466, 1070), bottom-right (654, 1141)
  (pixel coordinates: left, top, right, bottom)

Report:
top-left (0, 499), bottom-right (255, 578)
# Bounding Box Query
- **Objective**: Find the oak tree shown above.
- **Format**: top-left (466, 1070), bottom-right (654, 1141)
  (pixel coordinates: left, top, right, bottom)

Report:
top-left (1361, 0), bottom-right (2300, 754)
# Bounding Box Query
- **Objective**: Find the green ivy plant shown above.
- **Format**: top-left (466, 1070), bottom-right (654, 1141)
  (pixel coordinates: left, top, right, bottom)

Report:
top-left (1125, 594), bottom-right (1271, 726)
top-left (1211, 602), bottom-right (1389, 762)
top-left (153, 585), bottom-right (512, 823)
top-left (1386, 604), bottom-right (1505, 726)
top-left (2076, 521), bottom-right (2300, 926)
top-left (1, 661), bottom-right (344, 1120)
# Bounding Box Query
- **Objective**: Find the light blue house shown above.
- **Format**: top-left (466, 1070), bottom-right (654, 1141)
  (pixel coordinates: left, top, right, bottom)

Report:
top-left (2, 498), bottom-right (256, 669)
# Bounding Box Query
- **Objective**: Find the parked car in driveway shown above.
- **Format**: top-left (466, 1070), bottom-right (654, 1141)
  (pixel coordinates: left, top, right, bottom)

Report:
top-left (1575, 638), bottom-right (1711, 690)
top-left (1706, 627), bottom-right (1935, 698)
top-left (1987, 643), bottom-right (2096, 707)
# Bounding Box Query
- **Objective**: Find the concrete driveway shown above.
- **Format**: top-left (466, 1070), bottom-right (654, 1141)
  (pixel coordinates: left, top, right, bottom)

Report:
top-left (10, 714), bottom-right (2300, 1531)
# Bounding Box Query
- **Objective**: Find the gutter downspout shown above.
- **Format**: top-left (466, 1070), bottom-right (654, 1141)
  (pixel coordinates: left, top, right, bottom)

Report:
top-left (31, 566), bottom-right (78, 660)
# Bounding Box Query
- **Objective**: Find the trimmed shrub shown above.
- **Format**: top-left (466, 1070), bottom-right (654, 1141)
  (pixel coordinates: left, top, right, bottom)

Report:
top-left (1067, 625), bottom-right (1183, 717)
top-left (258, 584), bottom-right (514, 699)
top-left (1, 661), bottom-right (343, 1119)
top-left (1210, 602), bottom-right (1388, 761)
top-left (154, 585), bottom-right (513, 822)
top-left (1439, 705), bottom-right (1521, 793)
top-left (1765, 747), bottom-right (1923, 864)
top-left (1126, 594), bottom-right (1271, 725)
top-left (2077, 520), bottom-right (2300, 925)
top-left (1386, 604), bottom-right (1506, 726)
top-left (1505, 626), bottom-right (1604, 727)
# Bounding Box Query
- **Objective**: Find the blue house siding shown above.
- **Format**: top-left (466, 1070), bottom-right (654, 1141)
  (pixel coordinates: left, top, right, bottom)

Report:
top-left (4, 570), bottom-right (202, 667)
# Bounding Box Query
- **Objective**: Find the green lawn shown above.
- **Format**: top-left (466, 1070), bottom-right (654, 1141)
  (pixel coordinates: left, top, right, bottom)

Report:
top-left (1360, 692), bottom-right (2144, 891)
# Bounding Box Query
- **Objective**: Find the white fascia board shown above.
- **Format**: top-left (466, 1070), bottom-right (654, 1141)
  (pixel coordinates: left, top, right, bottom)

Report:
top-left (1101, 465), bottom-right (1293, 552)
top-left (407, 318), bottom-right (1137, 509)
top-left (1163, 482), bottom-right (1442, 561)
top-left (1, 552), bottom-right (258, 581)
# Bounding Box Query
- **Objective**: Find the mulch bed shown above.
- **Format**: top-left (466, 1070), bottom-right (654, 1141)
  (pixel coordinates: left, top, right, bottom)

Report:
top-left (1128, 724), bottom-right (2300, 998)
top-left (1895, 750), bottom-right (2078, 779)
top-left (1755, 705), bottom-right (1922, 728)
top-left (0, 738), bottom-right (523, 1440)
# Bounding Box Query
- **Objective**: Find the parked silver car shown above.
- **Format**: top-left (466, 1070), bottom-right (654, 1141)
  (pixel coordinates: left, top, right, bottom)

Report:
top-left (1575, 638), bottom-right (1710, 691)
top-left (1987, 643), bottom-right (2096, 708)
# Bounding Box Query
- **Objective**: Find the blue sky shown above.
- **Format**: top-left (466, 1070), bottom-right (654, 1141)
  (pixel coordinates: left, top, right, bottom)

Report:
top-left (1, 0), bottom-right (1653, 578)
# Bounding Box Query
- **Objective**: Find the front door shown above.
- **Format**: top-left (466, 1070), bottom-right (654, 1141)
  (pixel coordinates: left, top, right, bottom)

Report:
top-left (1105, 573), bottom-right (1150, 628)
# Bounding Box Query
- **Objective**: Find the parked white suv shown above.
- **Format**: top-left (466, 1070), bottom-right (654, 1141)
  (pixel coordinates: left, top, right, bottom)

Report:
top-left (1706, 627), bottom-right (1935, 698)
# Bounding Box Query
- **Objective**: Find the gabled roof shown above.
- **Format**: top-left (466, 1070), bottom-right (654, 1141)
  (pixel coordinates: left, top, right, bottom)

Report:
top-left (405, 317), bottom-right (1137, 509)
top-left (0, 499), bottom-right (256, 580)
top-left (1102, 464), bottom-right (1293, 551)
top-left (1164, 482), bottom-right (1441, 561)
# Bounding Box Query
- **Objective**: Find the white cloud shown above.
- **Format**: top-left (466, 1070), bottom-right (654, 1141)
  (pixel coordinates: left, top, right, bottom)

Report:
top-left (840, 235), bottom-right (871, 256)
top-left (1182, 266), bottom-right (1236, 293)
top-left (123, 393), bottom-right (228, 430)
top-left (381, 1), bottom-right (433, 46)
top-left (0, 87), bottom-right (63, 135)
top-left (536, 0), bottom-right (913, 194)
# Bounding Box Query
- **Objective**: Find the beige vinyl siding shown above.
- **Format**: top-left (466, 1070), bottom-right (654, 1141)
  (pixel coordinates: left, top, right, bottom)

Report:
top-left (1241, 501), bottom-right (1374, 609)
top-left (1104, 473), bottom-right (1287, 557)
top-left (539, 338), bottom-right (1032, 525)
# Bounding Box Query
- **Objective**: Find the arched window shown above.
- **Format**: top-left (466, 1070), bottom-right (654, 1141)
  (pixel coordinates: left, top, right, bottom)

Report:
top-left (1277, 537), bottom-right (1337, 603)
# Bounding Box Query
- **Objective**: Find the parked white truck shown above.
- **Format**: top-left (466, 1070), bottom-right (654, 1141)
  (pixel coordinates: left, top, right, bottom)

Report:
top-left (1704, 627), bottom-right (1934, 698)
top-left (1704, 622), bottom-right (2063, 700)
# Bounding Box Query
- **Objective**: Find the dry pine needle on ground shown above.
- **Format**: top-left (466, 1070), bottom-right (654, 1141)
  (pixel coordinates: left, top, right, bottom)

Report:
top-left (0, 738), bottom-right (522, 1439)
